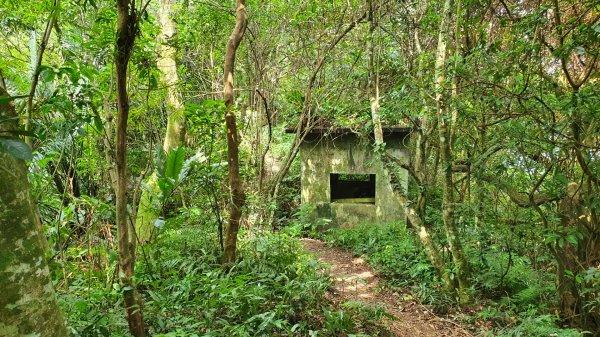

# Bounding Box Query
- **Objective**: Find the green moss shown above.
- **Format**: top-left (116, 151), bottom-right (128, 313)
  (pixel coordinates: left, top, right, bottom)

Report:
top-left (0, 251), bottom-right (15, 272)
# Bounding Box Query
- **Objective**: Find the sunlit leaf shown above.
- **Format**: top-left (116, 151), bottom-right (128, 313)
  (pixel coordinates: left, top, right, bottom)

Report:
top-left (165, 147), bottom-right (186, 181)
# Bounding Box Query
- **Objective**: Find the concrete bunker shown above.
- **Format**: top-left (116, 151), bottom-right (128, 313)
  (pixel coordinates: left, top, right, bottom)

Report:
top-left (290, 127), bottom-right (410, 228)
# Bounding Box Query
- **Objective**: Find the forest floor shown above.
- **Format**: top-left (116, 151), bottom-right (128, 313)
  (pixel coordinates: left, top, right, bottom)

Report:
top-left (301, 238), bottom-right (475, 337)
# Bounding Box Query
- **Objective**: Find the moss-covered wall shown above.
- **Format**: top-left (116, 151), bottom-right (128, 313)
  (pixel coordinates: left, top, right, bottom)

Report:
top-left (300, 133), bottom-right (408, 228)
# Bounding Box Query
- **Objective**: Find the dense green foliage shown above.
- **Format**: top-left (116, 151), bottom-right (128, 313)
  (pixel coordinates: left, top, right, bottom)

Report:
top-left (322, 222), bottom-right (590, 336)
top-left (1, 0), bottom-right (599, 335)
top-left (54, 221), bottom-right (391, 336)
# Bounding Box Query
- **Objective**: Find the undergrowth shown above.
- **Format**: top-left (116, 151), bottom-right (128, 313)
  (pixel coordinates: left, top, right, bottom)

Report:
top-left (140, 229), bottom-right (331, 336)
top-left (319, 222), bottom-right (587, 336)
top-left (324, 223), bottom-right (445, 305)
top-left (54, 219), bottom-right (389, 336)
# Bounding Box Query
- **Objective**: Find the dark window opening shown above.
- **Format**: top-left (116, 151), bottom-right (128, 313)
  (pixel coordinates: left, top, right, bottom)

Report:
top-left (330, 173), bottom-right (376, 204)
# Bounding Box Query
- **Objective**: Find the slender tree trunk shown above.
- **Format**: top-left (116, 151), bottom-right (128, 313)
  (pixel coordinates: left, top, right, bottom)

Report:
top-left (24, 0), bottom-right (58, 147)
top-left (222, 0), bottom-right (248, 265)
top-left (396, 12), bottom-right (453, 287)
top-left (434, 0), bottom-right (470, 301)
top-left (367, 0), bottom-right (383, 144)
top-left (256, 89), bottom-right (272, 195)
top-left (401, 193), bottom-right (450, 284)
top-left (115, 0), bottom-right (146, 335)
top-left (102, 98), bottom-right (118, 191)
top-left (0, 87), bottom-right (68, 337)
top-left (412, 131), bottom-right (453, 286)
top-left (135, 0), bottom-right (186, 243)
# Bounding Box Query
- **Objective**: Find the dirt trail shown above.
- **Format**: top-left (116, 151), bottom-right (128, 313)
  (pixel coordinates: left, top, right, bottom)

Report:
top-left (301, 238), bottom-right (474, 337)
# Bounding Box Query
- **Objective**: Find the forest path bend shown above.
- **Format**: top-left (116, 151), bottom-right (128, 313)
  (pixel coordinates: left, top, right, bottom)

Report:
top-left (301, 238), bottom-right (473, 337)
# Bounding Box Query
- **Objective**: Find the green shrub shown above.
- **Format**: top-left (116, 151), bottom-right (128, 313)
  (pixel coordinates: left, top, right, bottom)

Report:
top-left (579, 267), bottom-right (600, 316)
top-left (491, 314), bottom-right (583, 337)
top-left (282, 203), bottom-right (332, 238)
top-left (137, 230), bottom-right (332, 336)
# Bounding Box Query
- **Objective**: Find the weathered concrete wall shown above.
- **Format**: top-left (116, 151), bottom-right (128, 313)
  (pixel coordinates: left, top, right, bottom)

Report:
top-left (300, 133), bottom-right (408, 228)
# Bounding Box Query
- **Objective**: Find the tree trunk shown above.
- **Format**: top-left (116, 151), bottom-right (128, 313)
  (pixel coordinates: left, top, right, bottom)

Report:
top-left (0, 87), bottom-right (68, 337)
top-left (554, 182), bottom-right (600, 330)
top-left (135, 0), bottom-right (186, 243)
top-left (222, 0), bottom-right (248, 265)
top-left (434, 0), bottom-right (470, 301)
top-left (24, 0), bottom-right (58, 147)
top-left (115, 0), bottom-right (146, 336)
top-left (157, 0), bottom-right (186, 153)
top-left (401, 194), bottom-right (451, 285)
top-left (102, 98), bottom-right (118, 191)
top-left (549, 4), bottom-right (600, 326)
top-left (385, 140), bottom-right (452, 286)
top-left (367, 0), bottom-right (383, 144)
top-left (396, 9), bottom-right (453, 288)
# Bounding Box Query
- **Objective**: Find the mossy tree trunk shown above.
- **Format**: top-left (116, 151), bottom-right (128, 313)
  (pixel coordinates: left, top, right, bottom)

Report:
top-left (135, 0), bottom-right (186, 244)
top-left (0, 87), bottom-right (68, 337)
top-left (388, 5), bottom-right (452, 288)
top-left (433, 0), bottom-right (470, 301)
